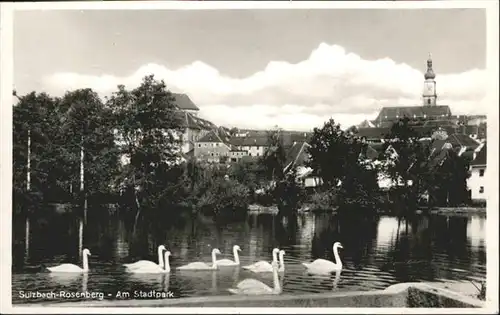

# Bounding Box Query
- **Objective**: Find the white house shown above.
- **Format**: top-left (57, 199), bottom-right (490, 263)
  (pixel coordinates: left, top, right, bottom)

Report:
top-left (468, 143), bottom-right (487, 201)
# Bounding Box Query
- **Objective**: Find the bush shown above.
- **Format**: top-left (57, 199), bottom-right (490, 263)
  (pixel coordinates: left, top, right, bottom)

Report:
top-left (307, 189), bottom-right (338, 211)
top-left (196, 177), bottom-right (250, 217)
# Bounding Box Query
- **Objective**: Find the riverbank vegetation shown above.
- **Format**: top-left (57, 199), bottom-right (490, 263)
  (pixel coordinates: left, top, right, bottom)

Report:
top-left (13, 75), bottom-right (477, 226)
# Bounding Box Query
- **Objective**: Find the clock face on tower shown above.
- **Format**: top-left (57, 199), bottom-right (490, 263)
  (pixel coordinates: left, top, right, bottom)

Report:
top-left (424, 82), bottom-right (435, 95)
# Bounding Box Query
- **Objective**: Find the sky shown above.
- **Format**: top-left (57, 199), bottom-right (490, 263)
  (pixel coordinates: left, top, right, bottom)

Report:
top-left (13, 8), bottom-right (487, 131)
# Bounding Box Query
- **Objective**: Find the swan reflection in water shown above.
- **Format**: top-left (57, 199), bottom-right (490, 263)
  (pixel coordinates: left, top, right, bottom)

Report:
top-left (48, 271), bottom-right (89, 293)
top-left (303, 269), bottom-right (342, 292)
top-left (175, 263), bottom-right (241, 295)
top-left (127, 272), bottom-right (170, 292)
top-left (228, 261), bottom-right (282, 295)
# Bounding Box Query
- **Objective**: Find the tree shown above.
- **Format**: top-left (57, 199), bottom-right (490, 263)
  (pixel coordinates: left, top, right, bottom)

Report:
top-left (382, 117), bottom-right (431, 214)
top-left (260, 126), bottom-right (287, 182)
top-left (195, 176), bottom-right (250, 217)
top-left (307, 118), bottom-right (383, 216)
top-left (426, 148), bottom-right (471, 207)
top-left (258, 126), bottom-right (305, 215)
top-left (106, 75), bottom-right (185, 232)
top-left (12, 92), bottom-right (64, 207)
top-left (228, 159), bottom-right (265, 194)
top-left (307, 118), bottom-right (363, 187)
top-left (59, 89), bottom-right (119, 208)
top-left (273, 167), bottom-right (305, 216)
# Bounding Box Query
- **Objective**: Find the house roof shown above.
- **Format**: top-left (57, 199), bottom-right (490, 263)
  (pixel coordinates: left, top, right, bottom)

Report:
top-left (175, 111), bottom-right (217, 130)
top-left (361, 145), bottom-right (381, 160)
top-left (229, 136), bottom-right (269, 147)
top-left (356, 127), bottom-right (391, 139)
top-left (357, 119), bottom-right (376, 128)
top-left (427, 146), bottom-right (451, 169)
top-left (471, 144), bottom-right (487, 166)
top-left (284, 141), bottom-right (310, 171)
top-left (172, 93), bottom-right (199, 111)
top-left (368, 142), bottom-right (385, 153)
top-left (460, 148), bottom-right (476, 161)
top-left (446, 133), bottom-right (480, 149)
top-left (356, 124), bottom-right (471, 141)
top-left (181, 149), bottom-right (194, 160)
top-left (227, 131), bottom-right (311, 148)
top-left (198, 130), bottom-right (225, 143)
top-left (375, 105), bottom-right (452, 123)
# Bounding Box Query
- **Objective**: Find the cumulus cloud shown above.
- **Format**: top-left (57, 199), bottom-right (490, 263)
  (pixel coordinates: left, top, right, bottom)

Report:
top-left (43, 43), bottom-right (488, 131)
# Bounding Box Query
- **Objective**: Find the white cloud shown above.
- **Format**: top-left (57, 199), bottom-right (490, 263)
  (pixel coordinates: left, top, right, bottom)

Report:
top-left (43, 43), bottom-right (488, 131)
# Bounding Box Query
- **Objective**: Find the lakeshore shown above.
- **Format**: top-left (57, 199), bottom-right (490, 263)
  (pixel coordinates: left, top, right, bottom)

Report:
top-left (247, 203), bottom-right (487, 216)
top-left (18, 281), bottom-right (485, 308)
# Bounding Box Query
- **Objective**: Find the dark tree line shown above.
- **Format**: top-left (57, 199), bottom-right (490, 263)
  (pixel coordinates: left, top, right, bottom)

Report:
top-left (13, 77), bottom-right (472, 225)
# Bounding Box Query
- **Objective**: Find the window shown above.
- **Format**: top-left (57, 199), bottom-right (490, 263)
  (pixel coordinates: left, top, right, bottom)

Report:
top-left (479, 186), bottom-right (484, 194)
top-left (198, 144), bottom-right (201, 147)
top-left (479, 169), bottom-right (485, 177)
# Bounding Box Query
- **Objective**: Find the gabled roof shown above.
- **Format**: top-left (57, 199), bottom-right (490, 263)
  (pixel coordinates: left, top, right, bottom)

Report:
top-left (427, 146), bottom-right (451, 169)
top-left (361, 145), bottom-right (381, 160)
top-left (175, 111), bottom-right (217, 130)
top-left (198, 130), bottom-right (224, 143)
top-left (181, 149), bottom-right (194, 160)
top-left (446, 134), bottom-right (480, 149)
top-left (357, 119), bottom-right (376, 128)
top-left (471, 143), bottom-right (486, 166)
top-left (284, 141), bottom-right (310, 171)
top-left (172, 93), bottom-right (199, 111)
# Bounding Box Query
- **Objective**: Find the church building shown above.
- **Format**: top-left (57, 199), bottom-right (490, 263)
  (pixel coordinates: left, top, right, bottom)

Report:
top-left (357, 55), bottom-right (472, 141)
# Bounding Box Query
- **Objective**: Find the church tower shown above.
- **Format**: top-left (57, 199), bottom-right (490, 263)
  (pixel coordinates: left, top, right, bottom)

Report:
top-left (423, 54), bottom-right (437, 106)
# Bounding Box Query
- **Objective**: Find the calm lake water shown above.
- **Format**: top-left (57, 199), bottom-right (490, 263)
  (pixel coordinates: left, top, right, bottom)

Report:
top-left (11, 209), bottom-right (486, 305)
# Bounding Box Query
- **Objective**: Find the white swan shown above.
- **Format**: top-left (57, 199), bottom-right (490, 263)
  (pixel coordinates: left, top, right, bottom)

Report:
top-left (228, 261), bottom-right (282, 295)
top-left (302, 242), bottom-right (343, 274)
top-left (216, 245), bottom-right (241, 266)
top-left (242, 248), bottom-right (283, 273)
top-left (127, 250), bottom-right (171, 273)
top-left (177, 248), bottom-right (221, 271)
top-left (47, 248), bottom-right (91, 273)
top-left (124, 245), bottom-right (166, 270)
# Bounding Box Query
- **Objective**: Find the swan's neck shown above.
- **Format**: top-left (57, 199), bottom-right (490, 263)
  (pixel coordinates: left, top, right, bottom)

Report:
top-left (333, 246), bottom-right (342, 268)
top-left (157, 248), bottom-right (164, 268)
top-left (211, 251), bottom-right (218, 269)
top-left (279, 254), bottom-right (285, 272)
top-left (233, 248), bottom-right (240, 264)
top-left (272, 251), bottom-right (278, 263)
top-left (164, 255), bottom-right (171, 272)
top-left (82, 253), bottom-right (89, 271)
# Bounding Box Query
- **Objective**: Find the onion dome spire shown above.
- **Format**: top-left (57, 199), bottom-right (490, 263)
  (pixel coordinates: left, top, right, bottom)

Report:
top-left (424, 52), bottom-right (436, 80)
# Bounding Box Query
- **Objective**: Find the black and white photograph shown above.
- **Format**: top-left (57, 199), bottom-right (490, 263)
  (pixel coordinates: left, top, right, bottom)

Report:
top-left (1, 1), bottom-right (498, 313)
